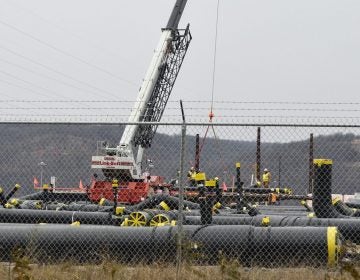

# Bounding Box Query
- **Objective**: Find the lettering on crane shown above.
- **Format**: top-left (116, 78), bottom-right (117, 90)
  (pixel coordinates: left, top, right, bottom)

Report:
top-left (91, 160), bottom-right (133, 166)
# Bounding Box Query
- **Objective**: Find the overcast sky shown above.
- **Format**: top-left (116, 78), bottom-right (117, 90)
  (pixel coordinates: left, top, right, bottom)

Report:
top-left (0, 0), bottom-right (360, 122)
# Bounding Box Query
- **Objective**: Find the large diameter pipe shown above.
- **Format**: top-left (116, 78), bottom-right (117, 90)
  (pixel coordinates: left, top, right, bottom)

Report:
top-left (0, 224), bottom-right (339, 267)
top-left (313, 159), bottom-right (345, 218)
top-left (0, 208), bottom-right (115, 225)
top-left (184, 214), bottom-right (360, 244)
top-left (19, 192), bottom-right (88, 203)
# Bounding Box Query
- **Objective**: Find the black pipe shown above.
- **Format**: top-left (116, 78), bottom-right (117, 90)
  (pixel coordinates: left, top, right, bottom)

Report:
top-left (19, 200), bottom-right (43, 210)
top-left (309, 133), bottom-right (314, 193)
top-left (112, 180), bottom-right (119, 215)
top-left (19, 192), bottom-right (88, 203)
top-left (241, 193), bottom-right (310, 201)
top-left (243, 187), bottom-right (292, 195)
top-left (195, 133), bottom-right (200, 172)
top-left (254, 205), bottom-right (308, 211)
top-left (332, 198), bottom-right (360, 217)
top-left (198, 186), bottom-right (213, 225)
top-left (184, 214), bottom-right (360, 244)
top-left (235, 162), bottom-right (243, 213)
top-left (345, 202), bottom-right (360, 209)
top-left (256, 127), bottom-right (261, 182)
top-left (50, 203), bottom-right (113, 213)
top-left (312, 159), bottom-right (345, 218)
top-left (5, 184), bottom-right (21, 203)
top-left (0, 224), bottom-right (339, 267)
top-left (0, 208), bottom-right (115, 225)
top-left (0, 187), bottom-right (6, 207)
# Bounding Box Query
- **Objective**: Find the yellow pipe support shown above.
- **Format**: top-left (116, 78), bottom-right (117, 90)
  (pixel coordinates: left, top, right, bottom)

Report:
top-left (327, 226), bottom-right (339, 267)
top-left (120, 217), bottom-right (129, 227)
top-left (150, 214), bottom-right (171, 227)
top-left (71, 221), bottom-right (80, 226)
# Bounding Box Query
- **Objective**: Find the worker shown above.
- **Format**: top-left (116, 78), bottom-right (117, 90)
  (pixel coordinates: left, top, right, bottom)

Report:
top-left (187, 166), bottom-right (197, 186)
top-left (262, 168), bottom-right (271, 188)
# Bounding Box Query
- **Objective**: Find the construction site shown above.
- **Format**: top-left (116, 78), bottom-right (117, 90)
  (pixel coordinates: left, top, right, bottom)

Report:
top-left (1, 0), bottom-right (360, 279)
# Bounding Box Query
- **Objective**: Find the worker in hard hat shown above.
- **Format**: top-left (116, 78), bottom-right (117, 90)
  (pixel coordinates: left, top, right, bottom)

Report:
top-left (187, 166), bottom-right (197, 186)
top-left (262, 168), bottom-right (271, 188)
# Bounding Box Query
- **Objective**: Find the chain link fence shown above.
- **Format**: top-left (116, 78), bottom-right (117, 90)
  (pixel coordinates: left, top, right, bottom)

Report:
top-left (0, 120), bottom-right (360, 277)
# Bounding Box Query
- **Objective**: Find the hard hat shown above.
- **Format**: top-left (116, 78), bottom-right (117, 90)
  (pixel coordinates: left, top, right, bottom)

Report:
top-left (190, 166), bottom-right (195, 170)
top-left (264, 168), bottom-right (269, 172)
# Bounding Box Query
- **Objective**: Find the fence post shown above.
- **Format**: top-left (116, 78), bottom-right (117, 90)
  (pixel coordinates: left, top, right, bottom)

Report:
top-left (176, 106), bottom-right (186, 279)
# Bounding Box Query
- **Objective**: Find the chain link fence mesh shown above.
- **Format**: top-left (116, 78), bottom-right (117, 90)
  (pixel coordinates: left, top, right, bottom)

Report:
top-left (0, 121), bottom-right (359, 276)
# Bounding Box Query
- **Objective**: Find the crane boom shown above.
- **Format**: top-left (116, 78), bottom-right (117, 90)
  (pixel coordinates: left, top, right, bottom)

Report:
top-left (91, 0), bottom-right (191, 182)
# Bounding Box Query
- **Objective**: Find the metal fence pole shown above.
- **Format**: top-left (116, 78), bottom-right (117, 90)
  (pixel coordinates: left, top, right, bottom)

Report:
top-left (176, 122), bottom-right (186, 279)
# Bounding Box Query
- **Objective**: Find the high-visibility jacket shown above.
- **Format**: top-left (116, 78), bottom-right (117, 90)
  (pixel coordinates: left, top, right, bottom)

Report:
top-left (187, 171), bottom-right (196, 180)
top-left (262, 172), bottom-right (271, 183)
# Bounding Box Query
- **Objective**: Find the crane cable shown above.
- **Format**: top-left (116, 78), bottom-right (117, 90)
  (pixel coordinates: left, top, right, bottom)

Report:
top-left (198, 0), bottom-right (230, 188)
top-left (198, 0), bottom-right (220, 156)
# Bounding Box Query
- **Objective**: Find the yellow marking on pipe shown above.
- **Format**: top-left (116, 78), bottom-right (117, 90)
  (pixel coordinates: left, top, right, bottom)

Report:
top-left (313, 159), bottom-right (333, 166)
top-left (112, 179), bottom-right (119, 188)
top-left (10, 198), bottom-right (19, 206)
top-left (261, 216), bottom-right (270, 226)
top-left (307, 213), bottom-right (315, 218)
top-left (236, 162), bottom-right (241, 168)
top-left (71, 221), bottom-right (80, 226)
top-left (327, 227), bottom-right (339, 267)
top-left (332, 197), bottom-right (341, 205)
top-left (159, 201), bottom-right (170, 211)
top-left (99, 198), bottom-right (106, 206)
top-left (15, 184), bottom-right (21, 189)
